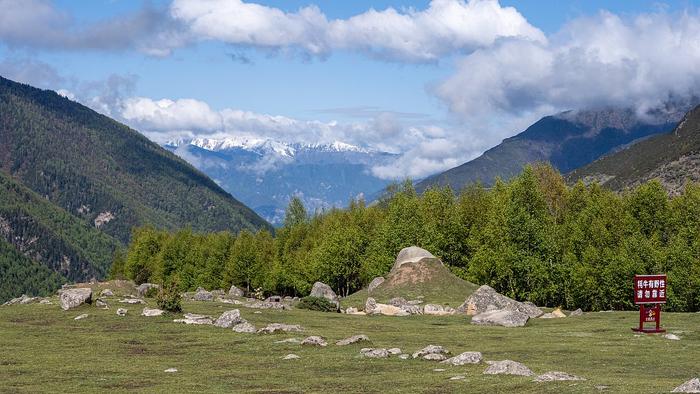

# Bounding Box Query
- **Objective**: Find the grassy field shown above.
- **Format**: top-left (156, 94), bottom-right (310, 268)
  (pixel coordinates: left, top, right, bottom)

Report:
top-left (1, 294), bottom-right (699, 393)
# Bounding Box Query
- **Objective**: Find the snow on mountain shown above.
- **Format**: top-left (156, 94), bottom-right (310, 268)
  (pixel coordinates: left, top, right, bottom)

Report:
top-left (166, 137), bottom-right (372, 157)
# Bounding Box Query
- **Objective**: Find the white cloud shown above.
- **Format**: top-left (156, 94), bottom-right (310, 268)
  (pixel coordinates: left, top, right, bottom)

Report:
top-left (435, 10), bottom-right (700, 127)
top-left (169, 0), bottom-right (545, 62)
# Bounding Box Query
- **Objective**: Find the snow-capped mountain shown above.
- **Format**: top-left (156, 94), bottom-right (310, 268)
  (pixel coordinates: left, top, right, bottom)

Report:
top-left (165, 137), bottom-right (397, 225)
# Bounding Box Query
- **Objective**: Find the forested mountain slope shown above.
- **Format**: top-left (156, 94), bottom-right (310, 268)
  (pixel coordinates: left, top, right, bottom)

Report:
top-left (416, 106), bottom-right (686, 193)
top-left (0, 76), bottom-right (271, 243)
top-left (568, 105), bottom-right (700, 194)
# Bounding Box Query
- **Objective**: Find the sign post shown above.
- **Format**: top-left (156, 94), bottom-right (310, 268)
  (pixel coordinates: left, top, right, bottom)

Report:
top-left (632, 274), bottom-right (667, 333)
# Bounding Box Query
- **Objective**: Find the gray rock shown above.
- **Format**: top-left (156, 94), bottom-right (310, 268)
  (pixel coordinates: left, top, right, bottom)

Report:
top-left (423, 353), bottom-right (447, 361)
top-left (398, 354), bottom-right (410, 360)
top-left (283, 354), bottom-right (300, 360)
top-left (449, 375), bottom-right (466, 380)
top-left (424, 304), bottom-right (456, 316)
top-left (534, 371), bottom-right (586, 382)
top-left (173, 313), bottom-right (213, 325)
top-left (116, 308), bottom-right (128, 316)
top-left (389, 297), bottom-right (408, 306)
top-left (164, 368), bottom-right (178, 373)
top-left (360, 348), bottom-right (389, 358)
top-left (442, 352), bottom-right (482, 365)
top-left (392, 246), bottom-right (437, 272)
top-left (193, 287), bottom-right (213, 301)
top-left (136, 283), bottom-right (160, 297)
top-left (232, 322), bottom-right (256, 333)
top-left (433, 368), bottom-right (446, 372)
top-left (301, 336), bottom-right (327, 347)
top-left (211, 289), bottom-right (225, 297)
top-left (458, 285), bottom-right (543, 318)
top-left (365, 297), bottom-right (410, 316)
top-left (673, 378), bottom-right (700, 393)
top-left (95, 299), bottom-right (108, 308)
top-left (368, 277), bottom-right (385, 292)
top-left (3, 294), bottom-right (40, 305)
top-left (214, 309), bottom-right (243, 328)
top-left (74, 313), bottom-right (89, 320)
top-left (388, 348), bottom-right (402, 355)
top-left (246, 300), bottom-right (289, 310)
top-left (483, 360), bottom-right (534, 376)
top-left (265, 295), bottom-right (282, 303)
top-left (310, 282), bottom-right (339, 308)
top-left (228, 285), bottom-right (245, 297)
top-left (336, 334), bottom-right (369, 346)
top-left (60, 288), bottom-right (92, 310)
top-left (275, 338), bottom-right (302, 344)
top-left (39, 299), bottom-right (52, 305)
top-left (141, 307), bottom-right (164, 317)
top-left (569, 308), bottom-right (584, 317)
top-left (119, 298), bottom-right (145, 305)
top-left (471, 309), bottom-right (529, 327)
top-left (257, 323), bottom-right (304, 334)
top-left (407, 299), bottom-right (424, 305)
top-left (344, 307), bottom-right (360, 314)
top-left (665, 333), bottom-right (681, 341)
top-left (412, 345), bottom-right (450, 359)
top-left (100, 289), bottom-right (114, 297)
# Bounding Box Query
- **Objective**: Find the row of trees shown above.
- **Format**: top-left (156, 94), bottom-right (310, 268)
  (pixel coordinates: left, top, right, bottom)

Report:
top-left (112, 164), bottom-right (700, 311)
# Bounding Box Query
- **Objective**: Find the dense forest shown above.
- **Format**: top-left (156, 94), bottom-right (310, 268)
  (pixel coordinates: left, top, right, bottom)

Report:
top-left (114, 164), bottom-right (700, 312)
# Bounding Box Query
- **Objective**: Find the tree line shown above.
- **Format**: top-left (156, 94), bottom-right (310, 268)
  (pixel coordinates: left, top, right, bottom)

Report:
top-left (112, 164), bottom-right (700, 312)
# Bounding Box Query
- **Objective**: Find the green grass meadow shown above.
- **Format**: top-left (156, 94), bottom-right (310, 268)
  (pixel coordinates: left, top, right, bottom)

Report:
top-left (1, 297), bottom-right (699, 393)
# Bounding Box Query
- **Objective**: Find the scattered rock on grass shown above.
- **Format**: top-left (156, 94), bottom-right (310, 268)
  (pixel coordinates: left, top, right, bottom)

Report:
top-left (483, 360), bottom-right (534, 376)
top-left (449, 375), bottom-right (466, 380)
top-left (398, 354), bottom-right (409, 360)
top-left (368, 277), bottom-right (385, 292)
top-left (229, 285), bottom-right (244, 297)
top-left (233, 322), bottom-right (256, 333)
top-left (141, 307), bottom-right (164, 317)
top-left (665, 333), bottom-right (681, 341)
top-left (387, 348), bottom-right (402, 355)
top-left (672, 378), bottom-right (700, 393)
top-left (471, 310), bottom-right (529, 327)
top-left (257, 323), bottom-right (304, 334)
top-left (100, 289), bottom-right (114, 297)
top-left (275, 338), bottom-right (301, 344)
top-left (569, 308), bottom-right (583, 317)
top-left (95, 299), bottom-right (108, 308)
top-left (533, 371), bottom-right (586, 382)
top-left (360, 348), bottom-right (389, 358)
top-left (365, 297), bottom-right (409, 317)
top-left (283, 354), bottom-right (300, 360)
top-left (116, 308), bottom-right (128, 316)
top-left (458, 285), bottom-right (542, 318)
top-left (173, 313), bottom-right (213, 325)
top-left (193, 288), bottom-right (213, 301)
top-left (336, 335), bottom-right (369, 346)
top-left (442, 352), bottom-right (482, 365)
top-left (301, 336), bottom-right (327, 347)
top-left (3, 295), bottom-right (41, 305)
top-left (164, 368), bottom-right (177, 373)
top-left (214, 309), bottom-right (243, 328)
top-left (423, 354), bottom-right (447, 361)
top-left (423, 304), bottom-right (456, 316)
top-left (60, 288), bottom-right (92, 310)
top-left (310, 282), bottom-right (340, 308)
top-left (74, 314), bottom-right (89, 320)
top-left (136, 283), bottom-right (159, 297)
top-left (412, 345), bottom-right (450, 359)
top-left (119, 298), bottom-right (145, 305)
top-left (540, 308), bottom-right (567, 319)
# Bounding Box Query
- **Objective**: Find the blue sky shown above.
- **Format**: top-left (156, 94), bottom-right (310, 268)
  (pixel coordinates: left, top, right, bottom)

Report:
top-left (1, 0), bottom-right (699, 179)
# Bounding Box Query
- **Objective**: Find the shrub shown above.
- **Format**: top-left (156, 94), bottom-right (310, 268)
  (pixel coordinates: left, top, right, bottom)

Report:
top-left (156, 282), bottom-right (182, 313)
top-left (144, 286), bottom-right (159, 298)
top-left (297, 296), bottom-right (337, 312)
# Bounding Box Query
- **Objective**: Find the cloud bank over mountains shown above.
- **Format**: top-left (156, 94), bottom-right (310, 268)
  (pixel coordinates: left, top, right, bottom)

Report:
top-left (3, 1), bottom-right (700, 179)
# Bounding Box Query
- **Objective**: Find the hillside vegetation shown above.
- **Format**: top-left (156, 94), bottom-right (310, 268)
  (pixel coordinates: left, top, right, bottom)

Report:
top-left (0, 76), bottom-right (270, 244)
top-left (118, 164), bottom-right (700, 312)
top-left (569, 105), bottom-right (700, 194)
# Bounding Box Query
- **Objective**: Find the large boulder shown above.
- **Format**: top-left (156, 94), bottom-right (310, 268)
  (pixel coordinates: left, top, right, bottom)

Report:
top-left (483, 360), bottom-right (534, 376)
top-left (193, 288), bottom-right (213, 301)
top-left (309, 282), bottom-right (339, 308)
top-left (471, 309), bottom-right (529, 327)
top-left (391, 246), bottom-right (436, 272)
top-left (442, 352), bottom-right (482, 365)
top-left (367, 277), bottom-right (385, 292)
top-left (59, 288), bottom-right (92, 310)
top-left (136, 283), bottom-right (160, 297)
top-left (457, 285), bottom-right (543, 318)
top-left (228, 285), bottom-right (245, 297)
top-left (365, 297), bottom-right (409, 316)
top-left (214, 309), bottom-right (243, 328)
